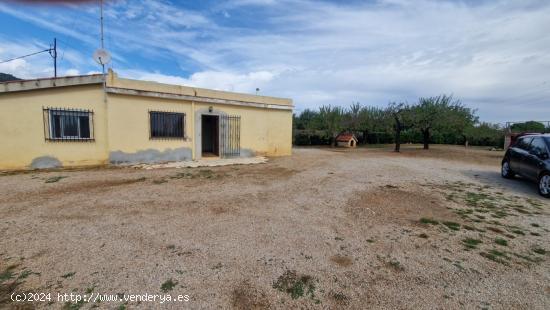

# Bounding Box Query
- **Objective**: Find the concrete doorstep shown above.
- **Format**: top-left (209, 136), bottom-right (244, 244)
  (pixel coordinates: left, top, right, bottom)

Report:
top-left (131, 156), bottom-right (268, 170)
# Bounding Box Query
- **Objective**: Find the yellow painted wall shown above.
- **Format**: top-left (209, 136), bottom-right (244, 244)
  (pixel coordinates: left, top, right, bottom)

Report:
top-left (0, 75), bottom-right (292, 170)
top-left (106, 93), bottom-right (194, 162)
top-left (194, 103), bottom-right (292, 156)
top-left (0, 85), bottom-right (108, 170)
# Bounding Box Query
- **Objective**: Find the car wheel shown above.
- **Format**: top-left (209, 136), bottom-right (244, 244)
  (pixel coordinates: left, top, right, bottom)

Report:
top-left (501, 160), bottom-right (514, 179)
top-left (539, 173), bottom-right (550, 198)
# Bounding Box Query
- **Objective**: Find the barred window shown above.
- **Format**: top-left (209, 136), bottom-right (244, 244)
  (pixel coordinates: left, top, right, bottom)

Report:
top-left (149, 111), bottom-right (185, 139)
top-left (43, 108), bottom-right (94, 141)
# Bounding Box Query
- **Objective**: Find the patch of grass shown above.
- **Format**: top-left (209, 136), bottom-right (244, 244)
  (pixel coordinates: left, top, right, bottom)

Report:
top-left (161, 279), bottom-right (177, 292)
top-left (463, 225), bottom-right (476, 231)
top-left (331, 291), bottom-right (349, 304)
top-left (486, 226), bottom-right (503, 234)
top-left (17, 269), bottom-right (33, 280)
top-left (61, 272), bottom-right (75, 279)
top-left (153, 179), bottom-right (168, 184)
top-left (445, 194), bottom-right (456, 202)
top-left (494, 238), bottom-right (508, 246)
top-left (366, 239), bottom-right (375, 243)
top-left (452, 262), bottom-right (464, 270)
top-left (532, 247), bottom-right (547, 255)
top-left (45, 176), bottom-right (67, 183)
top-left (530, 223), bottom-right (540, 228)
top-left (418, 233), bottom-right (429, 239)
top-left (0, 269), bottom-right (14, 283)
top-left (455, 209), bottom-right (473, 216)
top-left (63, 300), bottom-right (85, 310)
top-left (491, 210), bottom-right (509, 218)
top-left (512, 252), bottom-right (543, 263)
top-left (462, 238), bottom-right (482, 249)
top-left (489, 249), bottom-right (507, 258)
top-left (334, 237), bottom-right (344, 241)
top-left (514, 208), bottom-right (531, 215)
top-left (212, 263), bottom-right (223, 270)
top-left (511, 229), bottom-right (525, 235)
top-left (198, 169), bottom-right (215, 179)
top-left (480, 250), bottom-right (508, 265)
top-left (273, 270), bottom-right (316, 300)
top-left (386, 259), bottom-right (405, 271)
top-left (465, 192), bottom-right (495, 207)
top-left (526, 198), bottom-right (542, 207)
top-left (531, 232), bottom-right (541, 236)
top-left (442, 221), bottom-right (460, 231)
top-left (170, 172), bottom-right (193, 179)
top-left (419, 218), bottom-right (439, 225)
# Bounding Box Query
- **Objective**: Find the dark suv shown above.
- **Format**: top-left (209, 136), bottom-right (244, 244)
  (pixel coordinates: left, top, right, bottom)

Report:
top-left (501, 134), bottom-right (550, 197)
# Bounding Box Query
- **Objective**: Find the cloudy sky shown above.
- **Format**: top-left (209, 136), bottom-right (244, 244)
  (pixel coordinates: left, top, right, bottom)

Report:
top-left (0, 0), bottom-right (549, 123)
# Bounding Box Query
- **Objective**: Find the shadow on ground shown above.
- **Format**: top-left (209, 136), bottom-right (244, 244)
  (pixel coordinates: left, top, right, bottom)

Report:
top-left (460, 169), bottom-right (542, 198)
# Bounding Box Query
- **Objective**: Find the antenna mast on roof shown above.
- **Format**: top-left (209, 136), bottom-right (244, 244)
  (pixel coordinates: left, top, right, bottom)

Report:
top-left (93, 0), bottom-right (111, 73)
top-left (100, 0), bottom-right (104, 50)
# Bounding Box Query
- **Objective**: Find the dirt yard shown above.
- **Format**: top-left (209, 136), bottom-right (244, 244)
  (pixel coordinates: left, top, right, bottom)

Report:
top-left (1, 145), bottom-right (549, 309)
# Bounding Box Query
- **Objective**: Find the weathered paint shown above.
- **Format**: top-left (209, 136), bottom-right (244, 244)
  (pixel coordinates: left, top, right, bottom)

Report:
top-left (0, 85), bottom-right (109, 170)
top-left (0, 70), bottom-right (293, 170)
top-left (30, 156), bottom-right (62, 169)
top-left (240, 149), bottom-right (256, 158)
top-left (109, 147), bottom-right (192, 164)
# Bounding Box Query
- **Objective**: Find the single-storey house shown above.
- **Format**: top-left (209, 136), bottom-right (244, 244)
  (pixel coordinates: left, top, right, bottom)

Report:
top-left (0, 70), bottom-right (293, 170)
top-left (336, 133), bottom-right (358, 148)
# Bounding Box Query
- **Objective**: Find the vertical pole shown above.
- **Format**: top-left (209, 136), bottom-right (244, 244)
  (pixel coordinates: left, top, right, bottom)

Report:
top-left (100, 0), bottom-right (104, 49)
top-left (53, 38), bottom-right (57, 78)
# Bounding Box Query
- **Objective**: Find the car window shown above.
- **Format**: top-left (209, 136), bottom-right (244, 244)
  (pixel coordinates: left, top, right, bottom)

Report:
top-left (529, 137), bottom-right (549, 156)
top-left (515, 137), bottom-right (533, 150)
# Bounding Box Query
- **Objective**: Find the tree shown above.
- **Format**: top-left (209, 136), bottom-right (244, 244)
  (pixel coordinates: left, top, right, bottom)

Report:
top-left (315, 105), bottom-right (344, 147)
top-left (357, 106), bottom-right (388, 144)
top-left (411, 95), bottom-right (465, 150)
top-left (294, 109), bottom-right (318, 130)
top-left (464, 122), bottom-right (504, 147)
top-left (387, 102), bottom-right (410, 152)
top-left (445, 105), bottom-right (477, 147)
top-left (343, 102), bottom-right (362, 133)
top-left (510, 121), bottom-right (546, 133)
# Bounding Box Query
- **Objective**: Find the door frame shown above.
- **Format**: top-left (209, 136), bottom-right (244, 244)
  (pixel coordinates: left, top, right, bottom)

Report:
top-left (201, 114), bottom-right (219, 157)
top-left (194, 108), bottom-right (227, 160)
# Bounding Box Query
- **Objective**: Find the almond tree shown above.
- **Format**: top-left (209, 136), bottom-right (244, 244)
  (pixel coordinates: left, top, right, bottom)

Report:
top-left (387, 102), bottom-right (410, 152)
top-left (316, 105), bottom-right (344, 147)
top-left (410, 95), bottom-right (476, 149)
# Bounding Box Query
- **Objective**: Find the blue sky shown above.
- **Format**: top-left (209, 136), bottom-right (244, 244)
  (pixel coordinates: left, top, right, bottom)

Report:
top-left (0, 0), bottom-right (549, 123)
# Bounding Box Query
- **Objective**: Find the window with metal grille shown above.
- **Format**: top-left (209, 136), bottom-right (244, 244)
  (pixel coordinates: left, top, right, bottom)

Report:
top-left (149, 111), bottom-right (185, 139)
top-left (43, 108), bottom-right (94, 141)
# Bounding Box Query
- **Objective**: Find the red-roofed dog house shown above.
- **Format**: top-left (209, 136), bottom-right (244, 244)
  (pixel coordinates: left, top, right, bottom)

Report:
top-left (336, 133), bottom-right (358, 148)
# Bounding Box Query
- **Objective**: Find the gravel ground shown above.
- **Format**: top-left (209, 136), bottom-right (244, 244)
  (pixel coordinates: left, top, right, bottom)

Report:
top-left (0, 145), bottom-right (548, 309)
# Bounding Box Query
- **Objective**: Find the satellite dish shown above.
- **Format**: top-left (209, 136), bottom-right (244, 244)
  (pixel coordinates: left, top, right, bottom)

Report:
top-left (93, 48), bottom-right (111, 65)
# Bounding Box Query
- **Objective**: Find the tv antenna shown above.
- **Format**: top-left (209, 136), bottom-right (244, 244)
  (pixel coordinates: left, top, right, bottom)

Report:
top-left (0, 38), bottom-right (58, 77)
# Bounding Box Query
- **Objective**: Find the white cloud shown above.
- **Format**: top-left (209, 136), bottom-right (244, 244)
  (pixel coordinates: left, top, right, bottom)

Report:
top-left (0, 37), bottom-right (89, 79)
top-left (121, 69), bottom-right (276, 94)
top-left (64, 68), bottom-right (80, 76)
top-left (1, 0), bottom-right (549, 122)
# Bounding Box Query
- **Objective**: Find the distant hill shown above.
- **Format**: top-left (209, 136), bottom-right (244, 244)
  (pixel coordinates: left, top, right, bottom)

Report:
top-left (0, 73), bottom-right (21, 82)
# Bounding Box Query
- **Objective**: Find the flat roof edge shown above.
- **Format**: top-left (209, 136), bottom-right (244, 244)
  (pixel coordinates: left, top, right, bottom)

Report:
top-left (106, 87), bottom-right (294, 111)
top-left (0, 75), bottom-right (104, 93)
